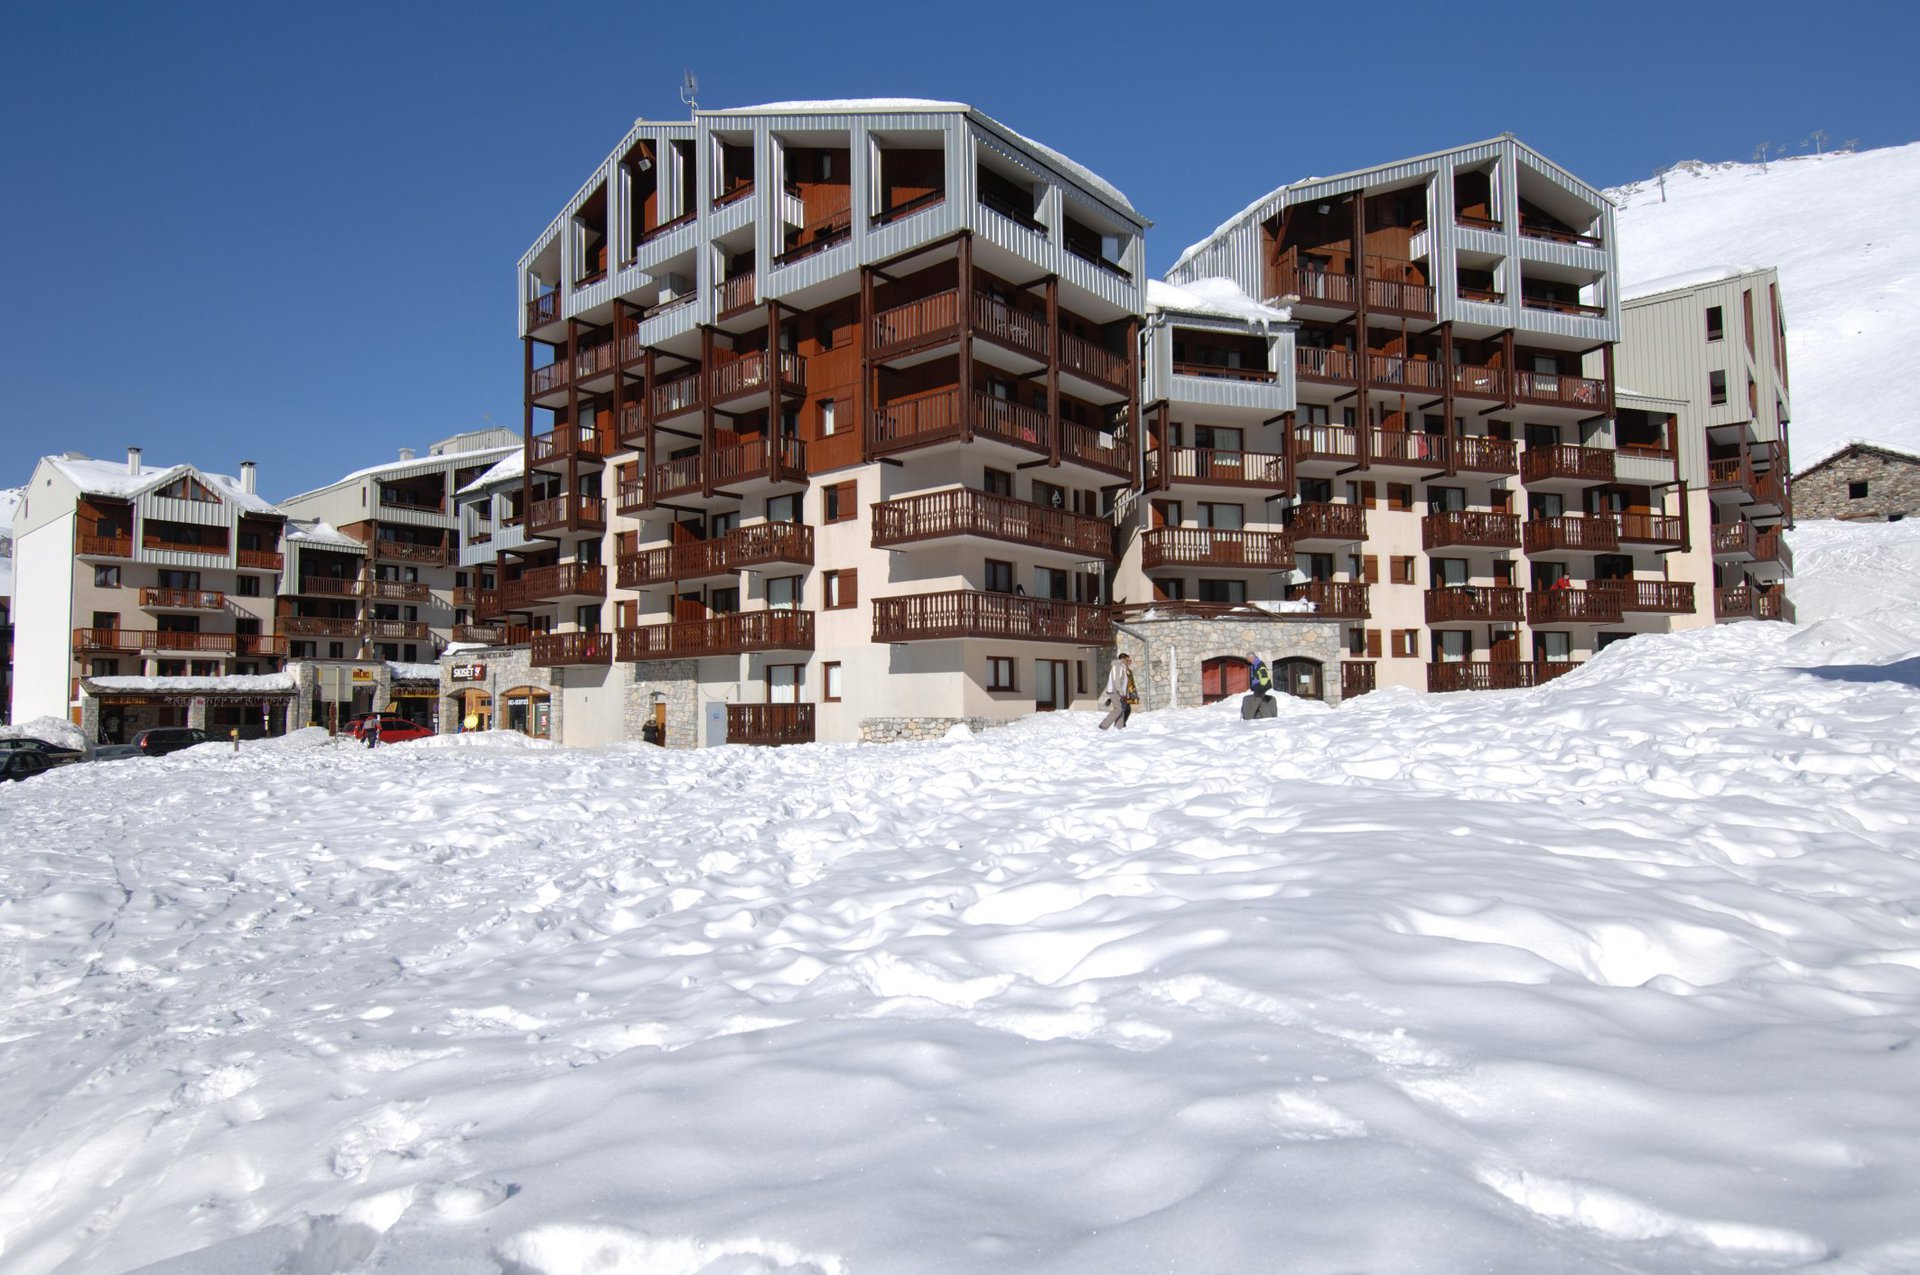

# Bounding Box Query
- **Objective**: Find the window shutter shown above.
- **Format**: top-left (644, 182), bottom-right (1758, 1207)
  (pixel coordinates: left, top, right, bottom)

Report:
top-left (1365, 628), bottom-right (1382, 659)
top-left (843, 568), bottom-right (857, 607)
top-left (1362, 555), bottom-right (1380, 584)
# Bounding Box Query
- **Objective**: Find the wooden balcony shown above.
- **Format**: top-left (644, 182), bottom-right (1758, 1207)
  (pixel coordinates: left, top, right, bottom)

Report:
top-left (1340, 660), bottom-right (1377, 699)
top-left (872, 489), bottom-right (1112, 558)
top-left (1715, 586), bottom-right (1792, 622)
top-left (528, 494), bottom-right (607, 536)
top-left (1289, 422), bottom-right (1360, 465)
top-left (1141, 527), bottom-right (1293, 572)
top-left (77, 534), bottom-right (134, 558)
top-left (237, 634), bottom-right (288, 657)
top-left (872, 389), bottom-right (1050, 458)
top-left (1422, 511), bottom-right (1519, 551)
top-left (1526, 587), bottom-right (1624, 625)
top-left (619, 522), bottom-right (814, 587)
top-left (1145, 447), bottom-right (1287, 489)
top-left (1274, 263), bottom-right (1358, 309)
top-left (1058, 330), bottom-right (1130, 392)
top-left (373, 539), bottom-right (450, 565)
top-left (726, 703), bottom-right (816, 747)
top-left (1512, 369), bottom-right (1607, 409)
top-left (529, 339), bottom-right (619, 399)
top-left (871, 590), bottom-right (1111, 645)
top-left (73, 627), bottom-right (141, 652)
top-left (650, 435), bottom-right (808, 501)
top-left (367, 579), bottom-right (431, 602)
top-left (1060, 421), bottom-right (1131, 477)
top-left (1615, 513), bottom-right (1685, 548)
top-left (530, 423), bottom-right (616, 469)
top-left (296, 575), bottom-right (362, 599)
top-left (452, 623), bottom-right (505, 644)
top-left (1711, 521), bottom-right (1757, 559)
top-left (1296, 347), bottom-right (1357, 383)
top-left (1370, 429), bottom-right (1452, 469)
top-left (238, 548), bottom-right (284, 571)
top-left (1451, 362), bottom-right (1507, 400)
top-left (362, 619), bottom-right (430, 641)
top-left (1424, 586), bottom-right (1525, 624)
top-left (279, 616), bottom-right (362, 639)
top-left (518, 562), bottom-right (607, 604)
top-left (1428, 661), bottom-right (1581, 693)
top-left (619, 609), bottom-right (815, 660)
top-left (1289, 581), bottom-right (1370, 619)
top-left (1522, 444), bottom-right (1614, 485)
top-left (139, 588), bottom-right (226, 611)
top-left (717, 271), bottom-right (756, 317)
top-left (1754, 528), bottom-right (1793, 573)
top-left (650, 369), bottom-right (706, 419)
top-left (710, 349), bottom-right (806, 405)
top-left (871, 290), bottom-right (962, 358)
top-left (1366, 354), bottom-right (1444, 393)
top-left (1523, 514), bottom-right (1619, 555)
top-left (973, 293), bottom-right (1050, 363)
top-left (145, 630), bottom-right (243, 653)
top-left (1284, 502), bottom-right (1366, 542)
top-left (1594, 580), bottom-right (1694, 614)
top-left (530, 630), bottom-right (615, 667)
top-left (526, 290), bottom-right (560, 331)
top-left (1365, 275), bottom-right (1435, 318)
top-left (1519, 221), bottom-right (1604, 248)
top-left (1455, 436), bottom-right (1520, 474)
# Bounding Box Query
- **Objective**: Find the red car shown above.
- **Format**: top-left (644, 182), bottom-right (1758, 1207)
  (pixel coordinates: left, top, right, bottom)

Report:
top-left (343, 714), bottom-right (434, 743)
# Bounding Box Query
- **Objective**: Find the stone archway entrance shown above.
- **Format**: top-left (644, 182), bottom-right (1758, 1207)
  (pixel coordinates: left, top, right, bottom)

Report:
top-left (1273, 658), bottom-right (1325, 700)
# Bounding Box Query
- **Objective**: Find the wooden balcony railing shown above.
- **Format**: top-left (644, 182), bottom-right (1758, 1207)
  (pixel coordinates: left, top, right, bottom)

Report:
top-left (621, 522), bottom-right (815, 587)
top-left (974, 394), bottom-right (1050, 450)
top-left (530, 630), bottom-right (615, 667)
top-left (1289, 580), bottom-right (1370, 618)
top-left (452, 623), bottom-right (505, 644)
top-left (726, 702), bottom-right (816, 746)
top-left (1754, 529), bottom-right (1792, 572)
top-left (528, 494), bottom-right (607, 535)
top-left (1711, 521), bottom-right (1758, 557)
top-left (1365, 276), bottom-right (1435, 317)
top-left (1455, 212), bottom-right (1502, 232)
top-left (526, 290), bottom-right (560, 330)
top-left (1526, 587), bottom-right (1624, 625)
top-left (871, 590), bottom-right (1112, 645)
top-left (1274, 261), bottom-right (1358, 308)
top-left (1519, 221), bottom-right (1604, 248)
top-left (1289, 422), bottom-right (1360, 463)
top-left (1708, 458), bottom-right (1745, 488)
top-left (296, 575), bottom-right (362, 598)
top-left (1146, 447), bottom-right (1288, 488)
top-left (1284, 502), bottom-right (1366, 541)
top-left (871, 289), bottom-right (961, 355)
top-left (1522, 444), bottom-right (1615, 485)
top-left (1060, 420), bottom-right (1130, 476)
top-left (1715, 586), bottom-right (1791, 622)
top-left (237, 548), bottom-right (284, 571)
top-left (279, 616), bottom-right (361, 638)
top-left (1451, 362), bottom-right (1506, 399)
top-left (1593, 579), bottom-right (1695, 613)
top-left (1428, 661), bottom-right (1581, 693)
top-left (237, 633), bottom-right (287, 657)
top-left (1422, 511), bottom-right (1520, 551)
top-left (1140, 527), bottom-right (1294, 571)
top-left (1057, 330), bottom-right (1130, 391)
top-left (1512, 369), bottom-right (1607, 408)
top-left (773, 209), bottom-right (854, 265)
top-left (619, 609), bottom-right (816, 660)
top-left (872, 489), bottom-right (1112, 557)
top-left (149, 630), bottom-right (242, 653)
top-left (972, 292), bottom-right (1050, 361)
top-left (366, 579), bottom-right (431, 602)
top-left (1425, 586), bottom-right (1525, 624)
top-left (872, 189), bottom-right (945, 227)
top-left (1455, 435), bottom-right (1520, 474)
top-left (1340, 660), bottom-right (1377, 699)
top-left (518, 562), bottom-right (607, 603)
top-left (1370, 429), bottom-right (1451, 467)
top-left (639, 210), bottom-right (695, 245)
top-left (1520, 295), bottom-right (1608, 319)
top-left (73, 627), bottom-right (140, 652)
top-left (139, 588), bottom-right (226, 610)
top-left (1524, 514), bottom-right (1619, 555)
top-left (530, 423), bottom-right (616, 467)
top-left (1614, 513), bottom-right (1685, 546)
top-left (651, 369), bottom-right (705, 419)
top-left (77, 534), bottom-right (134, 558)
top-left (1366, 354), bottom-right (1444, 391)
top-left (717, 272), bottom-right (756, 316)
top-left (362, 619), bottom-right (430, 641)
top-left (710, 349), bottom-right (806, 403)
top-left (651, 435), bottom-right (808, 499)
top-left (1295, 346), bottom-right (1357, 382)
top-left (373, 540), bottom-right (449, 565)
top-left (1172, 360), bottom-right (1278, 383)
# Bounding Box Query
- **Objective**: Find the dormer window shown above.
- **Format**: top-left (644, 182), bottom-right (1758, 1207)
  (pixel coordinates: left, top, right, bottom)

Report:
top-left (156, 475), bottom-right (220, 503)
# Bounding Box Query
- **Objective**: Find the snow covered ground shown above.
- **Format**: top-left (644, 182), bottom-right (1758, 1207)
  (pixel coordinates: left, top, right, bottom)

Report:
top-left (1611, 142), bottom-right (1920, 463)
top-left (3, 524), bottom-right (1919, 1274)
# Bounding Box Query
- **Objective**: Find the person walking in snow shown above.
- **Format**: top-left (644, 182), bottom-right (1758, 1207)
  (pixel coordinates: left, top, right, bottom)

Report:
top-left (1099, 652), bottom-right (1137, 730)
top-left (366, 715), bottom-right (381, 749)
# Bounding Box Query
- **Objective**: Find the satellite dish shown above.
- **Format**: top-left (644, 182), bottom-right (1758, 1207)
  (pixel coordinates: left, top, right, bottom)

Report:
top-left (679, 70), bottom-right (699, 112)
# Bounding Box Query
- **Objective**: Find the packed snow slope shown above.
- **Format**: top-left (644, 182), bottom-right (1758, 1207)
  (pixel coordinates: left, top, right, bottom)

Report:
top-left (1611, 142), bottom-right (1920, 465)
top-left (3, 528), bottom-right (1920, 1274)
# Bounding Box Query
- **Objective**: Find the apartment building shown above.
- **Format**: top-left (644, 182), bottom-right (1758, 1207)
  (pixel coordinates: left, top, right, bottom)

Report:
top-left (1617, 266), bottom-right (1793, 622)
top-left (484, 100), bottom-right (1149, 746)
top-left (1164, 136), bottom-right (1706, 694)
top-left (8, 449), bottom-right (289, 736)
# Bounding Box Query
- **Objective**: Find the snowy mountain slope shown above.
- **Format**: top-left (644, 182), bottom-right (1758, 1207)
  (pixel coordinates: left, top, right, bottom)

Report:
top-left (1610, 142), bottom-right (1920, 466)
top-left (1, 528), bottom-right (1918, 1273)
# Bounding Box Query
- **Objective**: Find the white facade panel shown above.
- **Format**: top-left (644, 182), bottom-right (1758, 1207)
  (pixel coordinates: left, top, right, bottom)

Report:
top-left (11, 516), bottom-right (78, 723)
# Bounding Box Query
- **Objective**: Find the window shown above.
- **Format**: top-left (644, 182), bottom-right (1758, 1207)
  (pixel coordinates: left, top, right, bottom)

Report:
top-left (1198, 579), bottom-right (1246, 604)
top-left (823, 481), bottom-right (856, 522)
top-left (986, 657), bottom-right (1016, 691)
top-left (1196, 502), bottom-right (1244, 530)
top-left (984, 559), bottom-right (1014, 593)
top-left (1386, 483), bottom-right (1414, 511)
top-left (1192, 425), bottom-right (1243, 452)
top-left (158, 568), bottom-right (201, 590)
top-left (1705, 306), bottom-right (1724, 342)
top-left (768, 665), bottom-right (802, 704)
top-left (823, 569), bottom-right (856, 609)
top-left (1426, 485), bottom-right (1465, 513)
top-left (1036, 566), bottom-right (1069, 599)
top-left (1849, 481), bottom-right (1869, 500)
top-left (823, 662), bottom-right (843, 702)
top-left (1347, 627), bottom-right (1368, 657)
top-left (156, 474), bottom-right (219, 503)
top-left (89, 658), bottom-right (120, 677)
top-left (708, 588), bottom-right (740, 615)
top-left (1032, 480), bottom-right (1066, 510)
top-left (768, 493), bottom-right (800, 523)
top-left (1364, 628), bottom-right (1383, 659)
top-left (1391, 629), bottom-right (1420, 659)
top-left (767, 575), bottom-right (802, 610)
top-left (1536, 631), bottom-right (1572, 663)
top-left (1436, 631), bottom-right (1471, 662)
top-left (818, 399), bottom-right (838, 436)
top-left (236, 575), bottom-right (260, 597)
top-left (983, 468), bottom-right (1013, 497)
top-left (1390, 555), bottom-right (1416, 585)
top-left (1709, 370), bottom-right (1728, 405)
top-left (93, 565), bottom-right (120, 588)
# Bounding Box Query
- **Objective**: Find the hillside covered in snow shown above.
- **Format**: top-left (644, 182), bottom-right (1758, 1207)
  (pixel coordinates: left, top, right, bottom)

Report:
top-left (1611, 142), bottom-right (1920, 466)
top-left (2, 521), bottom-right (1919, 1274)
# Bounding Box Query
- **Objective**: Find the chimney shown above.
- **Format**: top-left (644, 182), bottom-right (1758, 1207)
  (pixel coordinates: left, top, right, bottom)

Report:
top-left (240, 460), bottom-right (257, 495)
top-left (126, 446), bottom-right (142, 476)
top-left (398, 447), bottom-right (416, 462)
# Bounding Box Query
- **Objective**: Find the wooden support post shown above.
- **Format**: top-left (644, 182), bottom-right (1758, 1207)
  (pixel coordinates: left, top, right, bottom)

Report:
top-left (1352, 193), bottom-right (1371, 471)
top-left (766, 299), bottom-right (781, 476)
top-left (859, 266), bottom-right (874, 464)
top-left (1123, 316), bottom-right (1141, 485)
top-left (699, 325), bottom-right (716, 499)
top-left (1155, 402), bottom-right (1170, 493)
top-left (642, 348), bottom-right (656, 511)
top-left (958, 234), bottom-right (974, 444)
top-left (1045, 275), bottom-right (1060, 468)
top-left (1440, 320), bottom-right (1458, 477)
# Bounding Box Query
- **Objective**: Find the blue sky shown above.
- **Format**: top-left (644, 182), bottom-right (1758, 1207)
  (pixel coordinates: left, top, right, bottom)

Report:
top-left (3, 0), bottom-right (1913, 501)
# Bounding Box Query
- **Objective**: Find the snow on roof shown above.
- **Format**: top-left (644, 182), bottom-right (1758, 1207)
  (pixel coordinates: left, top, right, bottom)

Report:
top-left (387, 662), bottom-right (442, 683)
top-left (458, 450), bottom-right (524, 494)
top-left (43, 455), bottom-right (282, 516)
top-left (1620, 264), bottom-right (1766, 302)
top-left (1148, 278), bottom-right (1292, 325)
top-left (1793, 436), bottom-right (1920, 477)
top-left (0, 485), bottom-right (22, 536)
top-left (86, 673), bottom-right (297, 694)
top-left (284, 519), bottom-right (365, 551)
top-left (281, 445), bottom-right (519, 504)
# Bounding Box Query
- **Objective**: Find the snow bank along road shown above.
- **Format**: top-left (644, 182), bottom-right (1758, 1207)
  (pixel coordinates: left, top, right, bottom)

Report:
top-left (2, 527), bottom-right (1919, 1273)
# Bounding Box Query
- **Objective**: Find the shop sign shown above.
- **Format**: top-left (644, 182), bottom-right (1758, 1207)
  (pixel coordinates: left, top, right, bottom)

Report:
top-left (350, 668), bottom-right (375, 684)
top-left (451, 663), bottom-right (487, 682)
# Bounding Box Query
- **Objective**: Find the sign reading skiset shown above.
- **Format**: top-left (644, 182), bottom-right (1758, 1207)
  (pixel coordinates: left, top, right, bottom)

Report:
top-left (451, 663), bottom-right (487, 682)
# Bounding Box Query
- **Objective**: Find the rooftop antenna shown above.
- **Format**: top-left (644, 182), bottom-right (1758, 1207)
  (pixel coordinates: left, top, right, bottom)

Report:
top-left (679, 70), bottom-right (699, 113)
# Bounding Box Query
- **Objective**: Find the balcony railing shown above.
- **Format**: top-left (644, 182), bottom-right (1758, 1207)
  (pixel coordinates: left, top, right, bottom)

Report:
top-left (1512, 369), bottom-right (1607, 408)
top-left (1172, 359), bottom-right (1279, 383)
top-left (531, 423), bottom-right (616, 468)
top-left (1146, 447), bottom-right (1287, 488)
top-left (1754, 529), bottom-right (1793, 572)
top-left (1526, 587), bottom-right (1624, 625)
top-left (1614, 513), bottom-right (1685, 546)
top-left (526, 290), bottom-right (560, 330)
top-left (1427, 661), bottom-right (1581, 693)
top-left (1523, 514), bottom-right (1619, 555)
top-left (530, 630), bottom-right (615, 667)
top-left (1452, 362), bottom-right (1506, 400)
top-left (774, 209), bottom-right (854, 265)
top-left (1519, 221), bottom-right (1604, 248)
top-left (373, 539), bottom-right (449, 565)
top-left (1370, 429), bottom-right (1451, 467)
top-left (1295, 347), bottom-right (1357, 382)
top-left (978, 189), bottom-right (1046, 234)
top-left (1340, 660), bottom-right (1377, 699)
top-left (717, 272), bottom-right (757, 316)
top-left (1367, 354), bottom-right (1444, 392)
top-left (528, 494), bottom-right (607, 535)
top-left (1060, 420), bottom-right (1130, 476)
top-left (972, 292), bottom-right (1050, 361)
top-left (517, 562), bottom-right (607, 604)
top-left (651, 369), bottom-right (705, 419)
top-left (872, 289), bottom-right (962, 355)
top-left (452, 623), bottom-right (504, 644)
top-left (1593, 579), bottom-right (1695, 613)
top-left (1715, 586), bottom-right (1791, 622)
top-left (872, 488), bottom-right (1112, 557)
top-left (651, 435), bottom-right (808, 500)
top-left (279, 616), bottom-right (361, 638)
top-left (1425, 586), bottom-right (1525, 624)
top-left (1290, 422), bottom-right (1359, 464)
top-left (237, 548), bottom-right (284, 571)
top-left (139, 588), bottom-right (226, 610)
top-left (619, 609), bottom-right (816, 660)
top-left (872, 189), bottom-right (945, 227)
top-left (872, 590), bottom-right (1112, 645)
top-left (297, 575), bottom-right (362, 598)
top-left (77, 534), bottom-right (133, 558)
top-left (1422, 511), bottom-right (1520, 551)
top-left (1365, 275), bottom-right (1435, 317)
top-left (1289, 581), bottom-right (1370, 618)
top-left (1711, 521), bottom-right (1758, 558)
top-left (726, 702), bottom-right (816, 746)
top-left (620, 522), bottom-right (815, 586)
top-left (711, 349), bottom-right (807, 403)
top-left (362, 619), bottom-right (429, 641)
top-left (1522, 444), bottom-right (1614, 485)
top-left (1455, 435), bottom-right (1520, 474)
top-left (1520, 295), bottom-right (1608, 319)
top-left (1057, 330), bottom-right (1130, 391)
top-left (1284, 502), bottom-right (1366, 541)
top-left (1140, 527), bottom-right (1293, 571)
top-left (73, 627), bottom-right (140, 652)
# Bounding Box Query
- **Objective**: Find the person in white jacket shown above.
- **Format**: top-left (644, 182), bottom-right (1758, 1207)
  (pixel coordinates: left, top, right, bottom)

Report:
top-left (1099, 652), bottom-right (1136, 730)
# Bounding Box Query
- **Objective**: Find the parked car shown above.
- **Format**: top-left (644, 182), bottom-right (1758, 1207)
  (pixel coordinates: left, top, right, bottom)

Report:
top-left (1, 751), bottom-right (52, 782)
top-left (343, 714), bottom-right (434, 744)
top-left (131, 727), bottom-right (211, 757)
top-left (0, 736), bottom-right (87, 768)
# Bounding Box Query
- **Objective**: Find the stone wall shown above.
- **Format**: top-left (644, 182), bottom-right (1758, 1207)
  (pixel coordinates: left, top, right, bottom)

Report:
top-left (1108, 616), bottom-right (1349, 710)
top-left (1795, 449), bottom-right (1920, 522)
top-left (624, 661), bottom-right (701, 749)
top-left (860, 716), bottom-right (995, 744)
top-left (435, 646), bottom-right (563, 738)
